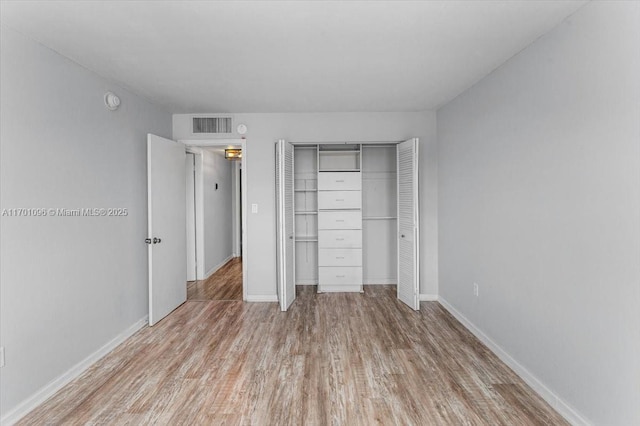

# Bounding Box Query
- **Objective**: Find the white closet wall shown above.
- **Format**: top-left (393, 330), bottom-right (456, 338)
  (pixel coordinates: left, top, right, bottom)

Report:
top-left (362, 146), bottom-right (397, 284)
top-left (294, 147), bottom-right (318, 284)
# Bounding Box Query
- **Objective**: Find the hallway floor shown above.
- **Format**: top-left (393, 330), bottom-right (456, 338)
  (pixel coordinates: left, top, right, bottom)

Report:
top-left (187, 257), bottom-right (242, 301)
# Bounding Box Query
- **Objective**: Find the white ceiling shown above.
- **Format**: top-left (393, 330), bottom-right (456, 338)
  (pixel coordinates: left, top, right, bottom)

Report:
top-left (0, 1), bottom-right (587, 113)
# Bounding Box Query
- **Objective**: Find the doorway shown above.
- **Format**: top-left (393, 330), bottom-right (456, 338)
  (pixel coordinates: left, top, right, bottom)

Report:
top-left (182, 140), bottom-right (246, 301)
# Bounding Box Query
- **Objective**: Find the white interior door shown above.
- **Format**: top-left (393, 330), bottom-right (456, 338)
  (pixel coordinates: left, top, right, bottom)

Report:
top-left (397, 138), bottom-right (420, 310)
top-left (276, 139), bottom-right (295, 311)
top-left (148, 134), bottom-right (187, 325)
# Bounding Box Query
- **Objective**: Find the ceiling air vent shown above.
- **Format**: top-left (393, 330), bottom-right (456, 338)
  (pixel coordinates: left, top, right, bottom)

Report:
top-left (192, 116), bottom-right (232, 134)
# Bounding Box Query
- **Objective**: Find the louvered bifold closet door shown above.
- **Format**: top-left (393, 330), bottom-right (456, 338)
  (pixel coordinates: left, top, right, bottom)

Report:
top-left (397, 138), bottom-right (420, 310)
top-left (276, 142), bottom-right (282, 305)
top-left (276, 140), bottom-right (296, 311)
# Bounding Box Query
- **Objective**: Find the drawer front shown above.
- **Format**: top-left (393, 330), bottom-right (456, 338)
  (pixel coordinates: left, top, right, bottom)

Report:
top-left (319, 249), bottom-right (362, 267)
top-left (319, 267), bottom-right (363, 285)
top-left (318, 172), bottom-right (361, 191)
top-left (318, 230), bottom-right (362, 248)
top-left (318, 191), bottom-right (361, 210)
top-left (318, 211), bottom-right (362, 230)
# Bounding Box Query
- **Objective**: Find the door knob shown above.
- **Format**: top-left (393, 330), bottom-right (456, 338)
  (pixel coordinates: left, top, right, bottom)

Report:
top-left (153, 237), bottom-right (162, 244)
top-left (401, 234), bottom-right (405, 238)
top-left (145, 238), bottom-right (152, 244)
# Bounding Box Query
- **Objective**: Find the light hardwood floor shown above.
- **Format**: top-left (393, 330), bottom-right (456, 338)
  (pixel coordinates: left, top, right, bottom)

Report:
top-left (187, 257), bottom-right (242, 301)
top-left (18, 286), bottom-right (567, 425)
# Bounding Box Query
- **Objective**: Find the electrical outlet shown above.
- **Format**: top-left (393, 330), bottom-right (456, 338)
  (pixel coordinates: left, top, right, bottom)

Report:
top-left (0, 346), bottom-right (5, 368)
top-left (473, 283), bottom-right (479, 297)
top-left (251, 203), bottom-right (258, 214)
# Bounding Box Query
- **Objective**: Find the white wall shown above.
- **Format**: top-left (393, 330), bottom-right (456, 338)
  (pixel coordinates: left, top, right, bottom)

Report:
top-left (437, 2), bottom-right (640, 425)
top-left (174, 112), bottom-right (438, 298)
top-left (202, 150), bottom-right (233, 275)
top-left (0, 26), bottom-right (172, 419)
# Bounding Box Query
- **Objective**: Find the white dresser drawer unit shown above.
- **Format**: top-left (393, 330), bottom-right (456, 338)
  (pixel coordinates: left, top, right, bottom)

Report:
top-left (318, 211), bottom-right (362, 230)
top-left (318, 230), bottom-right (362, 248)
top-left (318, 172), bottom-right (361, 191)
top-left (317, 165), bottom-right (362, 292)
top-left (318, 190), bottom-right (362, 210)
top-left (319, 248), bottom-right (362, 267)
top-left (318, 266), bottom-right (363, 285)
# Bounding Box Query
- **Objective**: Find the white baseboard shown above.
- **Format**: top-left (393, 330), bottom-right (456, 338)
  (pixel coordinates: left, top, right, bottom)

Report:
top-left (419, 293), bottom-right (438, 301)
top-left (438, 297), bottom-right (590, 426)
top-left (245, 295), bottom-right (278, 302)
top-left (1, 315), bottom-right (148, 426)
top-left (363, 279), bottom-right (396, 285)
top-left (297, 280), bottom-right (397, 285)
top-left (317, 284), bottom-right (363, 293)
top-left (203, 254), bottom-right (233, 280)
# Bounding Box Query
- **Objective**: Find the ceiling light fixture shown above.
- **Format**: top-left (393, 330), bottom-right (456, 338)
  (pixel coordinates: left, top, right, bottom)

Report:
top-left (225, 148), bottom-right (242, 160)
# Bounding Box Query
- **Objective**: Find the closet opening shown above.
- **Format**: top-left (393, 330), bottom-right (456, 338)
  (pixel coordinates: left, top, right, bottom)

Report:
top-left (276, 139), bottom-right (419, 311)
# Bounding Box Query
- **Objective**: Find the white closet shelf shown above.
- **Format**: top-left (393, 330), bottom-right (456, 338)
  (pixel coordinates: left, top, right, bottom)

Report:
top-left (296, 237), bottom-right (318, 242)
top-left (363, 216), bottom-right (397, 220)
top-left (295, 211), bottom-right (318, 215)
top-left (319, 169), bottom-right (361, 172)
top-left (294, 189), bottom-right (317, 192)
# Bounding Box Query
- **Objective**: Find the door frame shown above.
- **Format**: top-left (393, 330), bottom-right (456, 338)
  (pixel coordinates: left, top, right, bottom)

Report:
top-left (181, 138), bottom-right (248, 301)
top-left (232, 161), bottom-right (242, 257)
top-left (186, 152), bottom-right (198, 281)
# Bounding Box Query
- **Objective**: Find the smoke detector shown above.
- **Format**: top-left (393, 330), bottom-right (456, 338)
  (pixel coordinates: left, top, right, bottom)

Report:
top-left (104, 92), bottom-right (121, 111)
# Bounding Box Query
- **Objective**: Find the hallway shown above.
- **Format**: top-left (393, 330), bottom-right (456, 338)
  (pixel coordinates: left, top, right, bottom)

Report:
top-left (187, 257), bottom-right (242, 301)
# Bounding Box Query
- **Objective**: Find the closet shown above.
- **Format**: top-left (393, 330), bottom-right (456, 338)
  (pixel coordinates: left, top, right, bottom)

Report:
top-left (276, 139), bottom-right (419, 311)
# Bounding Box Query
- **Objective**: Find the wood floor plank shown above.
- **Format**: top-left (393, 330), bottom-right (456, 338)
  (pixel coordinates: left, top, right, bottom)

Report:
top-left (187, 257), bottom-right (243, 301)
top-left (17, 285), bottom-right (568, 426)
